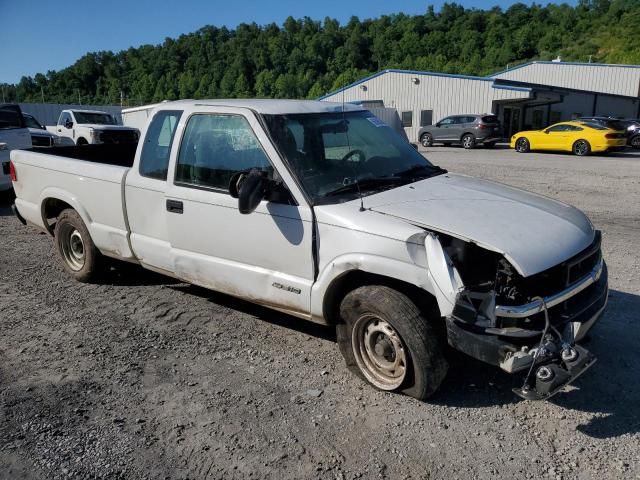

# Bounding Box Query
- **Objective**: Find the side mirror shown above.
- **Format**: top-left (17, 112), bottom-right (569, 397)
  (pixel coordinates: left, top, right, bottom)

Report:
top-left (229, 169), bottom-right (267, 214)
top-left (435, 122), bottom-right (440, 127)
top-left (64, 121), bottom-right (73, 129)
top-left (544, 129), bottom-right (550, 134)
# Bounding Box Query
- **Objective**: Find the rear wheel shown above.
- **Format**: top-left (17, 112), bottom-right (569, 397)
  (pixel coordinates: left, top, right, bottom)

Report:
top-left (462, 134), bottom-right (475, 149)
top-left (336, 286), bottom-right (448, 400)
top-left (515, 137), bottom-right (530, 153)
top-left (54, 209), bottom-right (103, 282)
top-left (573, 139), bottom-right (591, 156)
top-left (420, 133), bottom-right (433, 148)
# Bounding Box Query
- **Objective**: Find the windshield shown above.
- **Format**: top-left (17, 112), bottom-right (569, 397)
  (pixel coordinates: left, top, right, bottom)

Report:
top-left (263, 111), bottom-right (444, 205)
top-left (23, 114), bottom-right (44, 129)
top-left (72, 111), bottom-right (117, 125)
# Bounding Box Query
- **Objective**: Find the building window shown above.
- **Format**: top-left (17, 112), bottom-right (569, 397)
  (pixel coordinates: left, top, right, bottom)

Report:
top-left (401, 111), bottom-right (413, 128)
top-left (420, 110), bottom-right (433, 127)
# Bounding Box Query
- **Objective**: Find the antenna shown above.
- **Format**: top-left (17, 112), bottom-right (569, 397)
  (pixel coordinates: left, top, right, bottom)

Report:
top-left (342, 81), bottom-right (365, 212)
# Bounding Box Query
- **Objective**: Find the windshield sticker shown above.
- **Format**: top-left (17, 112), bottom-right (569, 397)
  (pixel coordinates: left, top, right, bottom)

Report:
top-left (367, 116), bottom-right (388, 128)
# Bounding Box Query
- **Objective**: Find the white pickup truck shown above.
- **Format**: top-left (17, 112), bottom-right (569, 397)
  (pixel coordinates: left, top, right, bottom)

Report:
top-left (10, 100), bottom-right (608, 400)
top-left (47, 109), bottom-right (139, 146)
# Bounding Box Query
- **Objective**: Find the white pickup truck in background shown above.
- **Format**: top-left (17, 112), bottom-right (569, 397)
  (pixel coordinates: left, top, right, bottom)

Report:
top-left (1, 103), bottom-right (32, 191)
top-left (47, 109), bottom-right (140, 146)
top-left (10, 99), bottom-right (608, 401)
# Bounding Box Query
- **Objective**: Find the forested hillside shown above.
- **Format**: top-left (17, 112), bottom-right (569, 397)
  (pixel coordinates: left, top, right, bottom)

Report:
top-left (2, 0), bottom-right (639, 106)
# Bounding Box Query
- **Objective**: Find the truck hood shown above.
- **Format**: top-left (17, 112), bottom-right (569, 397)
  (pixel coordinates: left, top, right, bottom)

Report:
top-left (79, 124), bottom-right (138, 132)
top-left (364, 173), bottom-right (595, 277)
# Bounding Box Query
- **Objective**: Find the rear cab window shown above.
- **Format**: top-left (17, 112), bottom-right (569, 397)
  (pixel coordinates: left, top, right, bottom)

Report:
top-left (139, 110), bottom-right (183, 180)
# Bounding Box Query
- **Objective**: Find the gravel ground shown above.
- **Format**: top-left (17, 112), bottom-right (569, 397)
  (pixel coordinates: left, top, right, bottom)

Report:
top-left (1, 146), bottom-right (639, 479)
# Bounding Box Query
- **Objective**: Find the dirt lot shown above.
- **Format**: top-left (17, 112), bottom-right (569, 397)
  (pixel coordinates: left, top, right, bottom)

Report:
top-left (1, 147), bottom-right (639, 479)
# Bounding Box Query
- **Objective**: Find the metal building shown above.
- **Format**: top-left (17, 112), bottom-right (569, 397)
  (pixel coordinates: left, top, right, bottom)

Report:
top-left (320, 62), bottom-right (640, 142)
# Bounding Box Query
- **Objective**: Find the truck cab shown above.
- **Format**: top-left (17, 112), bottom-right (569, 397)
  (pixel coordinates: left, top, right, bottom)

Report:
top-left (49, 109), bottom-right (139, 146)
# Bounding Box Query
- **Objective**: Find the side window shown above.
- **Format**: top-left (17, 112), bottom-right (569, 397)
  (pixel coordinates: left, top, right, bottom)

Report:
top-left (439, 117), bottom-right (454, 126)
top-left (401, 111), bottom-right (413, 128)
top-left (547, 124), bottom-right (568, 132)
top-left (139, 110), bottom-right (183, 180)
top-left (462, 116), bottom-right (475, 124)
top-left (59, 112), bottom-right (72, 126)
top-left (420, 110), bottom-right (433, 127)
top-left (175, 114), bottom-right (272, 191)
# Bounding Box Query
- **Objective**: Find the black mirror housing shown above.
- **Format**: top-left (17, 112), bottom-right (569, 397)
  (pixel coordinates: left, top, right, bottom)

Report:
top-left (229, 169), bottom-right (267, 214)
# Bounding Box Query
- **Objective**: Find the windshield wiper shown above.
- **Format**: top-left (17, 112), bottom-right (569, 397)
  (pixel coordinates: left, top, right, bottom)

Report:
top-left (324, 176), bottom-right (405, 197)
top-left (394, 164), bottom-right (447, 179)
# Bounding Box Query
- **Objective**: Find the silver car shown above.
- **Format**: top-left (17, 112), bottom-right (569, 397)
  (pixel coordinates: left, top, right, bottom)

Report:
top-left (419, 114), bottom-right (502, 149)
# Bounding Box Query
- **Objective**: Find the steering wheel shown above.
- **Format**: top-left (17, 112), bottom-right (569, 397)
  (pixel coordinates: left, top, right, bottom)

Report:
top-left (341, 149), bottom-right (366, 162)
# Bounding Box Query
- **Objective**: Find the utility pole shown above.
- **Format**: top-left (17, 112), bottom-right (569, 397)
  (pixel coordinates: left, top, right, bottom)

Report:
top-left (120, 90), bottom-right (124, 107)
top-left (78, 89), bottom-right (81, 105)
top-left (41, 86), bottom-right (45, 103)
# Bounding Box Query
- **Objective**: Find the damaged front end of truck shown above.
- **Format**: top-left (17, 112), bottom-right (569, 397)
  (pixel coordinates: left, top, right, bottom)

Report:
top-left (426, 230), bottom-right (607, 400)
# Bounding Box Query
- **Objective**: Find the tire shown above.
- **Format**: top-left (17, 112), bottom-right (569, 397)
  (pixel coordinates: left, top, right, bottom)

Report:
top-left (76, 138), bottom-right (88, 146)
top-left (514, 137), bottom-right (530, 153)
top-left (420, 133), bottom-right (433, 147)
top-left (630, 135), bottom-right (640, 150)
top-left (484, 141), bottom-right (497, 148)
top-left (461, 134), bottom-right (475, 149)
top-left (573, 139), bottom-right (591, 156)
top-left (54, 209), bottom-right (103, 282)
top-left (336, 285), bottom-right (448, 400)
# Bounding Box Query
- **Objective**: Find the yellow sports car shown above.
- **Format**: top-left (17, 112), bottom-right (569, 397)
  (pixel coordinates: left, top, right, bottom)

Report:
top-left (510, 121), bottom-right (627, 156)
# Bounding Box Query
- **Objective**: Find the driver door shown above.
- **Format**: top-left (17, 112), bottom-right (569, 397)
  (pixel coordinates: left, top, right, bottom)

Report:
top-left (163, 106), bottom-right (315, 318)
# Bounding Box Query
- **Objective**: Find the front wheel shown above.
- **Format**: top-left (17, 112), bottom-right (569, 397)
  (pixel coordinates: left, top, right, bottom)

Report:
top-left (461, 134), bottom-right (475, 149)
top-left (630, 135), bottom-right (640, 150)
top-left (573, 139), bottom-right (591, 156)
top-left (515, 137), bottom-right (530, 153)
top-left (420, 133), bottom-right (433, 147)
top-left (336, 286), bottom-right (448, 400)
top-left (54, 209), bottom-right (103, 282)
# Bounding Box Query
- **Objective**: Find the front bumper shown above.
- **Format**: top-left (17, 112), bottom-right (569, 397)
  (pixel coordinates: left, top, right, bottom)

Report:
top-left (446, 261), bottom-right (608, 399)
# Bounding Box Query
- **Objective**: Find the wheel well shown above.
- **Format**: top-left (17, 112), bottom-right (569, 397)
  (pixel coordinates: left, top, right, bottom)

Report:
top-left (322, 270), bottom-right (442, 327)
top-left (76, 137), bottom-right (88, 145)
top-left (460, 132), bottom-right (475, 141)
top-left (42, 198), bottom-right (74, 234)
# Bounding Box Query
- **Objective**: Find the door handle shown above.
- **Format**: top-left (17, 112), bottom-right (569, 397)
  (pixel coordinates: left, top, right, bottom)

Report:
top-left (166, 199), bottom-right (183, 214)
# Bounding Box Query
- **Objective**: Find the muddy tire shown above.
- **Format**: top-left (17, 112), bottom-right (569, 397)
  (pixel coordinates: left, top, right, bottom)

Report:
top-left (54, 209), bottom-right (103, 283)
top-left (336, 286), bottom-right (448, 400)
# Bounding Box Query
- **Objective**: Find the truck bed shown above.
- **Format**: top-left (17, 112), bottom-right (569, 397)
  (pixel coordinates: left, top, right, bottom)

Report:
top-left (11, 144), bottom-right (136, 261)
top-left (31, 143), bottom-right (138, 168)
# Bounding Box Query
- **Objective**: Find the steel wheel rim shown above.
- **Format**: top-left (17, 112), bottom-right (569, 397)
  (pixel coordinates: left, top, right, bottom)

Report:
top-left (575, 141), bottom-right (588, 155)
top-left (352, 314), bottom-right (407, 390)
top-left (463, 136), bottom-right (473, 148)
top-left (59, 223), bottom-right (85, 271)
top-left (516, 138), bottom-right (527, 152)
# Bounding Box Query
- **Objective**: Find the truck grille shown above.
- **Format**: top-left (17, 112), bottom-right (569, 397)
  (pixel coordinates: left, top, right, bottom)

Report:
top-left (99, 130), bottom-right (138, 144)
top-left (497, 231), bottom-right (602, 304)
top-left (31, 135), bottom-right (53, 147)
